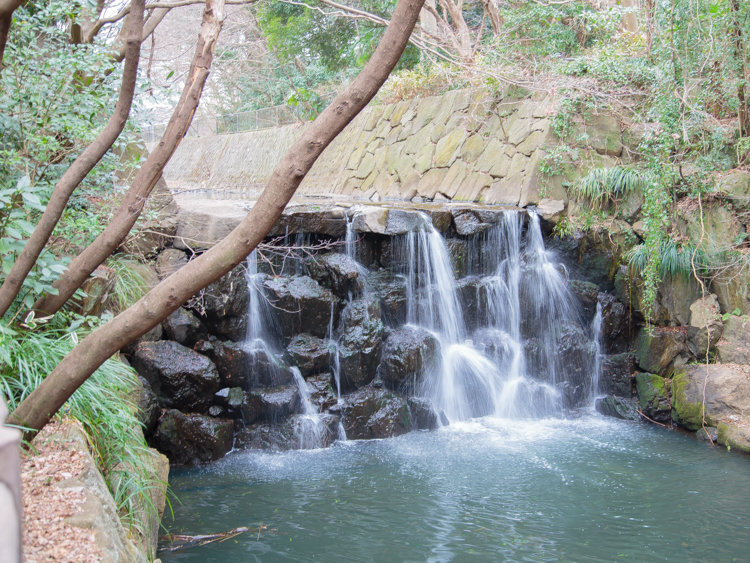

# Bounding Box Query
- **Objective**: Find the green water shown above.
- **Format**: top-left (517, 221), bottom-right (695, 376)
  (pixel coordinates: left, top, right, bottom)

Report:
top-left (160, 415), bottom-right (750, 562)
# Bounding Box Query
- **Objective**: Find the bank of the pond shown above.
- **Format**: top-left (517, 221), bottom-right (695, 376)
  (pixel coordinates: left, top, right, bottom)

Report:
top-left (159, 414), bottom-right (750, 563)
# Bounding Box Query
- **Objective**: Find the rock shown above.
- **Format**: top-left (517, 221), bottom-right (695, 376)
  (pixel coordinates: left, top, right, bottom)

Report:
top-left (568, 280), bottom-right (600, 321)
top-left (672, 364), bottom-right (750, 430)
top-left (717, 316), bottom-right (750, 364)
top-left (719, 171), bottom-right (750, 211)
top-left (261, 275), bottom-right (341, 341)
top-left (208, 405), bottom-right (225, 417)
top-left (687, 295), bottom-right (723, 357)
top-left (599, 293), bottom-right (631, 354)
top-left (572, 114), bottom-right (622, 156)
top-left (555, 323), bottom-right (597, 408)
top-left (73, 266), bottom-right (116, 317)
top-left (595, 396), bottom-right (641, 421)
top-left (234, 414), bottom-right (340, 451)
top-left (131, 341), bottom-right (220, 413)
top-left (214, 387), bottom-right (244, 409)
top-left (283, 334), bottom-right (332, 377)
top-left (163, 308), bottom-right (207, 347)
top-left (634, 327), bottom-right (688, 376)
top-left (635, 372), bottom-right (672, 423)
top-left (334, 387), bottom-right (412, 440)
top-left (195, 340), bottom-right (246, 388)
top-left (305, 253), bottom-right (363, 299)
top-left (407, 397), bottom-right (448, 429)
top-left (367, 270), bottom-right (407, 327)
top-left (155, 249), bottom-right (188, 280)
top-left (696, 426), bottom-right (718, 442)
top-left (632, 220), bottom-right (645, 238)
top-left (599, 353), bottom-right (635, 397)
top-left (451, 209), bottom-right (496, 236)
top-left (351, 207), bottom-right (424, 235)
top-left (379, 326), bottom-right (441, 391)
top-left (151, 410), bottom-right (233, 465)
top-left (201, 266), bottom-right (249, 340)
top-left (306, 374), bottom-right (339, 412)
top-left (717, 422), bottom-right (750, 452)
top-left (121, 322), bottom-right (163, 356)
top-left (445, 239), bottom-right (470, 278)
top-left (173, 200), bottom-right (246, 250)
top-left (269, 207), bottom-right (348, 238)
top-left (455, 277), bottom-right (484, 332)
top-left (617, 270), bottom-right (701, 327)
top-left (535, 199), bottom-right (565, 223)
top-left (337, 298), bottom-right (384, 390)
top-left (241, 386), bottom-right (300, 424)
top-left (132, 376), bottom-right (159, 435)
top-left (711, 265), bottom-right (750, 316)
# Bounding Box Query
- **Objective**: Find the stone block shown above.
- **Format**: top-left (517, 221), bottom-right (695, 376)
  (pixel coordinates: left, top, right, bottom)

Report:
top-left (535, 199), bottom-right (565, 223)
top-left (439, 160), bottom-right (470, 199)
top-left (385, 124), bottom-right (403, 145)
top-left (516, 130), bottom-right (544, 156)
top-left (476, 138), bottom-right (505, 173)
top-left (412, 96), bottom-right (441, 131)
top-left (687, 294), bottom-right (724, 357)
top-left (404, 123), bottom-right (435, 155)
top-left (461, 134), bottom-right (486, 161)
top-left (434, 128), bottom-right (468, 168)
top-left (417, 168), bottom-right (448, 199)
top-left (483, 177), bottom-right (522, 206)
top-left (719, 171), bottom-right (750, 211)
top-left (717, 316), bottom-right (750, 364)
top-left (364, 107), bottom-right (383, 131)
top-left (415, 144), bottom-right (435, 174)
top-left (489, 153), bottom-right (513, 178)
top-left (507, 118), bottom-right (533, 145)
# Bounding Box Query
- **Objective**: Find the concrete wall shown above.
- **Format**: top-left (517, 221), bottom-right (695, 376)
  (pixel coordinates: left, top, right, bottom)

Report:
top-left (163, 88), bottom-right (625, 208)
top-left (0, 398), bottom-right (22, 563)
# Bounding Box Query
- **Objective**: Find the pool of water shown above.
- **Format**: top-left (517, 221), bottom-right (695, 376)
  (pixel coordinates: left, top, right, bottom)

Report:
top-left (159, 415), bottom-right (750, 563)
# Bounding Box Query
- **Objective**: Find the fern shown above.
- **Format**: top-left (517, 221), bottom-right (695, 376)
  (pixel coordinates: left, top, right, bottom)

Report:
top-left (571, 166), bottom-right (651, 209)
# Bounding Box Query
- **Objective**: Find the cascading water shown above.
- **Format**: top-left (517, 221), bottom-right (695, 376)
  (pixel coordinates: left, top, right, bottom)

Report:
top-left (291, 367), bottom-right (328, 449)
top-left (390, 210), bottom-right (594, 422)
top-left (591, 300), bottom-right (603, 401)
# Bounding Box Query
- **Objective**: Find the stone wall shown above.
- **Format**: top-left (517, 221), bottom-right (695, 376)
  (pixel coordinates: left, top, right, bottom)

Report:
top-left (0, 398), bottom-right (21, 563)
top-left (162, 88), bottom-right (624, 208)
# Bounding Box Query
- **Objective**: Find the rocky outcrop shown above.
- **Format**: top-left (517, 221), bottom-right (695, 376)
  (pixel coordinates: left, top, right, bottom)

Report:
top-left (337, 298), bottom-right (384, 390)
top-left (634, 327), bottom-right (688, 376)
top-left (671, 364), bottom-right (750, 431)
top-left (241, 386), bottom-right (300, 424)
top-left (716, 316), bottom-right (750, 364)
top-left (687, 295), bottom-right (723, 358)
top-left (234, 414), bottom-right (339, 451)
top-left (407, 397), bottom-right (448, 429)
top-left (379, 326), bottom-right (440, 391)
top-left (305, 253), bottom-right (363, 299)
top-left (283, 334), bottom-right (332, 377)
top-left (555, 323), bottom-right (596, 408)
top-left (151, 410), bottom-right (234, 465)
top-left (599, 353), bottom-right (635, 397)
top-left (261, 275), bottom-right (341, 340)
top-left (131, 341), bottom-right (220, 413)
top-left (200, 266), bottom-right (250, 340)
top-left (333, 387), bottom-right (412, 440)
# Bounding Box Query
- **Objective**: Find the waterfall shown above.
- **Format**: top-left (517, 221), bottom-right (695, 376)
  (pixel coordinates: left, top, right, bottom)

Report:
top-left (591, 301), bottom-right (603, 401)
top-left (291, 368), bottom-right (328, 449)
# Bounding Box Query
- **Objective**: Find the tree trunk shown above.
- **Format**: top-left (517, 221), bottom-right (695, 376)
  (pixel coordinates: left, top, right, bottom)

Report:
top-left (0, 0), bottom-right (146, 319)
top-left (731, 0), bottom-right (748, 137)
top-left (33, 0), bottom-right (224, 317)
top-left (0, 0), bottom-right (24, 68)
top-left (9, 0), bottom-right (425, 438)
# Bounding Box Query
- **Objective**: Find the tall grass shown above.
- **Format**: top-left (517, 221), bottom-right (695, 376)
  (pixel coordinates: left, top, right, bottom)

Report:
top-left (1, 325), bottom-right (164, 551)
top-left (626, 239), bottom-right (709, 279)
top-left (571, 166), bottom-right (651, 209)
top-left (106, 254), bottom-right (155, 314)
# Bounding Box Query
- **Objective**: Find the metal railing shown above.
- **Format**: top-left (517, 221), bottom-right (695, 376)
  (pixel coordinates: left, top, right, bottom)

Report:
top-left (143, 103), bottom-right (311, 143)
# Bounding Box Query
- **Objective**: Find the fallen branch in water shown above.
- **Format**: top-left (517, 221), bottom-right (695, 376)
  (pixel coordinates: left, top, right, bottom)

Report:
top-left (636, 409), bottom-right (673, 429)
top-left (158, 525), bottom-right (276, 552)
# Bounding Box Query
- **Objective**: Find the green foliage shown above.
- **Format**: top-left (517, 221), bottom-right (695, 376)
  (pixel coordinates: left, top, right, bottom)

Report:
top-left (571, 167), bottom-right (651, 209)
top-left (626, 239), bottom-right (708, 280)
top-left (0, 321), bottom-right (162, 538)
top-left (106, 255), bottom-right (152, 314)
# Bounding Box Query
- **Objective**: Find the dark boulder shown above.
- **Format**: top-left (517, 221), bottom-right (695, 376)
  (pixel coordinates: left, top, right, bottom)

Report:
top-left (196, 340), bottom-right (294, 389)
top-left (408, 397), bottom-right (448, 429)
top-left (131, 341), bottom-right (220, 413)
top-left (121, 322), bottom-right (162, 356)
top-left (235, 414), bottom-right (340, 451)
top-left (379, 326), bottom-right (440, 391)
top-left (635, 372), bottom-right (672, 423)
top-left (194, 340), bottom-right (246, 388)
top-left (599, 292), bottom-right (632, 354)
top-left (556, 323), bottom-right (596, 408)
top-left (306, 374), bottom-right (339, 412)
top-left (200, 266), bottom-right (249, 340)
top-left (155, 248), bottom-right (188, 280)
top-left (455, 276), bottom-right (484, 332)
top-left (151, 410), bottom-right (234, 465)
top-left (365, 269), bottom-right (407, 327)
top-left (283, 334), bottom-right (332, 377)
top-left (568, 280), bottom-right (600, 322)
top-left (305, 253), bottom-right (363, 299)
top-left (595, 396), bottom-right (641, 421)
top-left (337, 298), bottom-right (384, 391)
top-left (163, 307), bottom-right (207, 348)
top-left (214, 387), bottom-right (244, 409)
top-left (261, 275), bottom-right (341, 340)
top-left (472, 328), bottom-right (517, 366)
top-left (452, 209), bottom-right (495, 236)
top-left (599, 353), bottom-right (636, 397)
top-left (240, 386), bottom-right (299, 424)
top-left (333, 387), bottom-right (412, 440)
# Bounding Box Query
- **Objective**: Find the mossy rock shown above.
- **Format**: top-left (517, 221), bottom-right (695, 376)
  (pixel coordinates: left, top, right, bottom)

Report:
top-left (635, 372), bottom-right (672, 423)
top-left (717, 422), bottom-right (750, 453)
top-left (670, 369), bottom-right (707, 431)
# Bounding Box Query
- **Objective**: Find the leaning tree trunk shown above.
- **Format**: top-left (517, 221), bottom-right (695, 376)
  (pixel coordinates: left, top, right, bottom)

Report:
top-left (9, 0), bottom-right (425, 438)
top-left (33, 0), bottom-right (225, 317)
top-left (0, 0), bottom-right (146, 319)
top-left (0, 0), bottom-right (24, 68)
